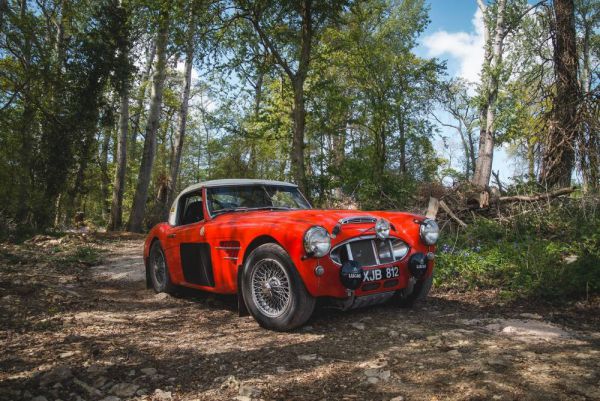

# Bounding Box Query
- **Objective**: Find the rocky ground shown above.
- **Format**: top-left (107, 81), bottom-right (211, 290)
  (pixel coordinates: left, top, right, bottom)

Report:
top-left (0, 234), bottom-right (599, 401)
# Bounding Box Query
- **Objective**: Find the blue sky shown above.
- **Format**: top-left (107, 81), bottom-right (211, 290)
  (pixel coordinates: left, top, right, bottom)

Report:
top-left (417, 0), bottom-right (515, 180)
top-left (419, 0), bottom-right (485, 82)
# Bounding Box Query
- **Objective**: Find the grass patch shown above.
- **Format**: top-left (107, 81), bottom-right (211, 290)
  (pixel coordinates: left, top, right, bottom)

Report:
top-left (435, 201), bottom-right (600, 301)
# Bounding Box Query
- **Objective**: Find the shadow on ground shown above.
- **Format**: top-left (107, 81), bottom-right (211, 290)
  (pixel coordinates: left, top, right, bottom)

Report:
top-left (1, 236), bottom-right (599, 401)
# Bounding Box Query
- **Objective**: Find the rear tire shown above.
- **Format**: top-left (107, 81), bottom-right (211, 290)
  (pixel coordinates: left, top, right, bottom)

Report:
top-left (394, 273), bottom-right (433, 307)
top-left (242, 243), bottom-right (315, 331)
top-left (149, 240), bottom-right (175, 294)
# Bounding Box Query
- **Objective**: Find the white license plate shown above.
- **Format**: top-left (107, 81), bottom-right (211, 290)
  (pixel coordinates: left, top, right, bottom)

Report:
top-left (363, 266), bottom-right (400, 282)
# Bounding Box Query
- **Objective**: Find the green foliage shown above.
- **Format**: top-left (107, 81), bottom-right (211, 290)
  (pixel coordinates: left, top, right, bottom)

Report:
top-left (435, 201), bottom-right (600, 301)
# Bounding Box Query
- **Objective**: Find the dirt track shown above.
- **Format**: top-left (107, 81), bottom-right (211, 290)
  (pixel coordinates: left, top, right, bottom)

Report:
top-left (1, 235), bottom-right (599, 401)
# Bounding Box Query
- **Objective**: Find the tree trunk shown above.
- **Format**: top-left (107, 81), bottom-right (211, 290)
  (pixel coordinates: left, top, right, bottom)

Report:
top-left (130, 41), bottom-right (156, 162)
top-left (467, 128), bottom-right (477, 178)
top-left (109, 84), bottom-right (129, 230)
top-left (527, 136), bottom-right (536, 182)
top-left (540, 0), bottom-right (579, 187)
top-left (577, 4), bottom-right (598, 192)
top-left (332, 117), bottom-right (346, 173)
top-left (248, 70), bottom-right (264, 176)
top-left (291, 78), bottom-right (307, 195)
top-left (290, 0), bottom-right (312, 196)
top-left (165, 39), bottom-right (194, 217)
top-left (398, 115), bottom-right (406, 175)
top-left (458, 126), bottom-right (471, 178)
top-left (579, 10), bottom-right (591, 95)
top-left (99, 126), bottom-right (112, 221)
top-left (127, 11), bottom-right (169, 232)
top-left (16, 0), bottom-right (33, 222)
top-left (288, 1), bottom-right (312, 195)
top-left (54, 0), bottom-right (67, 71)
top-left (472, 0), bottom-right (507, 188)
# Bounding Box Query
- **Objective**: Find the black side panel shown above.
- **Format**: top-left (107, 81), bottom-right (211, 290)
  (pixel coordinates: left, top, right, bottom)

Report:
top-left (180, 243), bottom-right (215, 287)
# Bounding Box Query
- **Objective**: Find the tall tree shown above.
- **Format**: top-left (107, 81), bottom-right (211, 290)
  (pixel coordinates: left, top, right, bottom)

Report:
top-left (128, 7), bottom-right (170, 232)
top-left (238, 0), bottom-right (346, 196)
top-left (165, 5), bottom-right (196, 216)
top-left (130, 41), bottom-right (156, 162)
top-left (472, 0), bottom-right (508, 188)
top-left (540, 0), bottom-right (579, 187)
top-left (575, 0), bottom-right (599, 191)
top-left (109, 0), bottom-right (132, 230)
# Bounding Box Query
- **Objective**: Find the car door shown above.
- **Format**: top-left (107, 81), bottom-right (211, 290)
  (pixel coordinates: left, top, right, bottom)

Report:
top-left (163, 191), bottom-right (215, 288)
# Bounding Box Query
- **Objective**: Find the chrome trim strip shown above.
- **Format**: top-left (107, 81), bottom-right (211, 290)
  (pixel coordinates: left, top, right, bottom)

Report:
top-left (224, 257), bottom-right (238, 260)
top-left (371, 240), bottom-right (380, 265)
top-left (346, 243), bottom-right (353, 260)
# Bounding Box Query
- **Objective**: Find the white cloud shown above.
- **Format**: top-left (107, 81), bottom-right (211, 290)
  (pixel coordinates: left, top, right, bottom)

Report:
top-left (423, 8), bottom-right (485, 83)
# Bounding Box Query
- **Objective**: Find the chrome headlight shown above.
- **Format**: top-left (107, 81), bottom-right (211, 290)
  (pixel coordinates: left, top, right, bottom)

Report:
top-left (420, 219), bottom-right (439, 245)
top-left (375, 218), bottom-right (390, 239)
top-left (304, 226), bottom-right (331, 257)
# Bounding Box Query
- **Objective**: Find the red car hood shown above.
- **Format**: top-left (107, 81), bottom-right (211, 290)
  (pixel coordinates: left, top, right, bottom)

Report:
top-left (210, 209), bottom-right (424, 235)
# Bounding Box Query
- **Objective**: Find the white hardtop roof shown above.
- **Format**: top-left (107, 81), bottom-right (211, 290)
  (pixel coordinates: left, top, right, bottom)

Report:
top-left (180, 179), bottom-right (297, 194)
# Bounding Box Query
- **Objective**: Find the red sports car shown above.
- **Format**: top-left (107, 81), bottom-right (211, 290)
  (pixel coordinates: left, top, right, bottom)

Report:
top-left (144, 179), bottom-right (439, 331)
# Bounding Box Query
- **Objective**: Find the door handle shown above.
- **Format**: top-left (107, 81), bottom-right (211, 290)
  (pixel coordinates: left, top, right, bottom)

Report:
top-left (167, 234), bottom-right (176, 238)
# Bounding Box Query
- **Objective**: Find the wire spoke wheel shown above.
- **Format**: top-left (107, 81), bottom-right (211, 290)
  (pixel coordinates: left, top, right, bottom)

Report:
top-left (250, 258), bottom-right (292, 318)
top-left (152, 249), bottom-right (166, 286)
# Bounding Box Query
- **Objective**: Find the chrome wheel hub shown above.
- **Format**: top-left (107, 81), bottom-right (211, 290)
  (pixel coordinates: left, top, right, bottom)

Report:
top-left (251, 259), bottom-right (291, 318)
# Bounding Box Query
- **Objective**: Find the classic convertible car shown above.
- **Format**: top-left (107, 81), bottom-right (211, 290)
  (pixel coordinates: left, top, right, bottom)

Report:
top-left (144, 179), bottom-right (438, 331)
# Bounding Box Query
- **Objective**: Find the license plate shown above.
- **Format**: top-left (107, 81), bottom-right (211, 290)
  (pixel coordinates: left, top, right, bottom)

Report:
top-left (363, 266), bottom-right (400, 282)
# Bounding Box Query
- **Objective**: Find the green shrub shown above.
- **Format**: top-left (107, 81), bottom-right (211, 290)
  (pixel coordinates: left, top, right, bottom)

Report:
top-left (435, 201), bottom-right (600, 301)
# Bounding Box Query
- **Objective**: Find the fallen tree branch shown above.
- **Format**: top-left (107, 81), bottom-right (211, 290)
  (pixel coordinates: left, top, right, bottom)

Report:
top-left (439, 200), bottom-right (467, 227)
top-left (498, 186), bottom-right (575, 202)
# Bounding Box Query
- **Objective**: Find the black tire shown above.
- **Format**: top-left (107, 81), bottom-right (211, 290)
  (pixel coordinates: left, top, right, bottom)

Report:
top-left (148, 240), bottom-right (175, 294)
top-left (241, 243), bottom-right (316, 331)
top-left (393, 272), bottom-right (433, 307)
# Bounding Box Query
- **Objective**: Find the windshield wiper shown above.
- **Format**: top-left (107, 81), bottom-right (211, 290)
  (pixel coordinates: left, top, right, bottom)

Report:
top-left (212, 207), bottom-right (249, 216)
top-left (247, 206), bottom-right (292, 211)
top-left (212, 205), bottom-right (293, 217)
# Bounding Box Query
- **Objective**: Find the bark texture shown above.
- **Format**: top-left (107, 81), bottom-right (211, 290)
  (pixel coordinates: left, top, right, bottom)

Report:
top-left (130, 42), bottom-right (156, 162)
top-left (165, 31), bottom-right (194, 217)
top-left (540, 0), bottom-right (579, 187)
top-left (472, 0), bottom-right (507, 188)
top-left (109, 85), bottom-right (129, 230)
top-left (127, 11), bottom-right (169, 232)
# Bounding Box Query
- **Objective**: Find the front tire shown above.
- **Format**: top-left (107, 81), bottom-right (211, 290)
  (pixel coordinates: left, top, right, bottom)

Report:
top-left (242, 243), bottom-right (315, 331)
top-left (394, 273), bottom-right (433, 307)
top-left (148, 240), bottom-right (175, 294)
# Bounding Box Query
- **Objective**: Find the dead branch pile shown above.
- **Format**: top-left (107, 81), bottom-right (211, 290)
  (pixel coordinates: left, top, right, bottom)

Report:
top-left (422, 183), bottom-right (580, 228)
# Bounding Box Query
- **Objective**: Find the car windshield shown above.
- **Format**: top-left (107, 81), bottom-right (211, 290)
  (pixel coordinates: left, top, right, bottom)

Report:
top-left (206, 185), bottom-right (311, 216)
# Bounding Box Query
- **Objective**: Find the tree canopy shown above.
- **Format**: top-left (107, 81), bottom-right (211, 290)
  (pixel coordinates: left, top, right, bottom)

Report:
top-left (0, 0), bottom-right (598, 233)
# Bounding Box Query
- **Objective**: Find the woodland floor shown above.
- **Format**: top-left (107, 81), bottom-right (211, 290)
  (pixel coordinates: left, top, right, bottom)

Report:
top-left (0, 234), bottom-right (599, 401)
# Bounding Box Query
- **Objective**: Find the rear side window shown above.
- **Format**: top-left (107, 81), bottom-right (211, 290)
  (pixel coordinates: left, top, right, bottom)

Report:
top-left (178, 193), bottom-right (204, 226)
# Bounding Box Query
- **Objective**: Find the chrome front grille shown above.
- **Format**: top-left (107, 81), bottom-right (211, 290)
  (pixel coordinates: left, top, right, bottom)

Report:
top-left (330, 236), bottom-right (408, 268)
